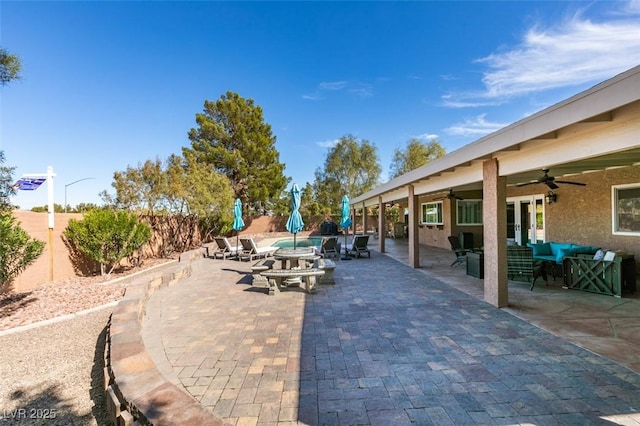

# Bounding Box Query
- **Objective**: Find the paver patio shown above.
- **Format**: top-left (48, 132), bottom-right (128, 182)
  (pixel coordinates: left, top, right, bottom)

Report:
top-left (141, 242), bottom-right (640, 425)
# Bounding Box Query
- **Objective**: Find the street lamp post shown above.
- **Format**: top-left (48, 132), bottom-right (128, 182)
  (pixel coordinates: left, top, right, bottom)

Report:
top-left (64, 177), bottom-right (95, 213)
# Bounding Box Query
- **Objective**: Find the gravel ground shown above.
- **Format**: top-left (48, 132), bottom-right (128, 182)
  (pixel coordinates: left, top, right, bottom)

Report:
top-left (0, 308), bottom-right (111, 425)
top-left (0, 259), bottom-right (174, 425)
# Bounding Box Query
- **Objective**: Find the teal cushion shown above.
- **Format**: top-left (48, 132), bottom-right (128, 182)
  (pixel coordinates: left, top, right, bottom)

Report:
top-left (529, 242), bottom-right (552, 256)
top-left (549, 242), bottom-right (573, 255)
top-left (575, 245), bottom-right (599, 255)
top-left (555, 247), bottom-right (574, 264)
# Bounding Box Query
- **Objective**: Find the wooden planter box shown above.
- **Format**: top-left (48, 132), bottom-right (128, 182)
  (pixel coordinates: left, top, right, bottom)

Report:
top-left (563, 254), bottom-right (636, 297)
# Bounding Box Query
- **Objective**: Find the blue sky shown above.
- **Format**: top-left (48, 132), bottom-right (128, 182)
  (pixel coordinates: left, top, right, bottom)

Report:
top-left (2, 1), bottom-right (640, 210)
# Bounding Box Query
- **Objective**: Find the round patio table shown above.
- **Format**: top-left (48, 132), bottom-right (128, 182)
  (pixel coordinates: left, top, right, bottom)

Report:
top-left (273, 247), bottom-right (319, 269)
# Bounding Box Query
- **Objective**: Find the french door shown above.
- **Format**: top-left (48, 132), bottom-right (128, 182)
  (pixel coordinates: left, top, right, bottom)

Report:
top-left (506, 195), bottom-right (546, 246)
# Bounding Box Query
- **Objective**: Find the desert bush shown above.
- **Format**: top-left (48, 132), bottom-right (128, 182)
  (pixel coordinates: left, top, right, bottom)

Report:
top-left (0, 212), bottom-right (45, 292)
top-left (64, 210), bottom-right (151, 275)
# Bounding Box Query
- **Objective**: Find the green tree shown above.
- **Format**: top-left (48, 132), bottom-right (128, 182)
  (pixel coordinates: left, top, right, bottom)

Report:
top-left (183, 91), bottom-right (287, 214)
top-left (0, 151), bottom-right (44, 291)
top-left (31, 203), bottom-right (66, 213)
top-left (389, 138), bottom-right (446, 179)
top-left (313, 134), bottom-right (381, 215)
top-left (184, 154), bottom-right (234, 220)
top-left (0, 48), bottom-right (21, 86)
top-left (101, 158), bottom-right (164, 214)
top-left (0, 151), bottom-right (16, 211)
top-left (299, 182), bottom-right (322, 217)
top-left (0, 59), bottom-right (45, 291)
top-left (73, 203), bottom-right (101, 213)
top-left (101, 153), bottom-right (235, 243)
top-left (64, 210), bottom-right (152, 276)
top-left (0, 213), bottom-right (45, 292)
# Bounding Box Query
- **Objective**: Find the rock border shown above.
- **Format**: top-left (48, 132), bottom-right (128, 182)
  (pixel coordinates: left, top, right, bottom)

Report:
top-left (104, 248), bottom-right (225, 425)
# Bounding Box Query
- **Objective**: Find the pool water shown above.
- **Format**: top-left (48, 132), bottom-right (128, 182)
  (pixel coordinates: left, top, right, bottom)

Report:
top-left (272, 237), bottom-right (323, 248)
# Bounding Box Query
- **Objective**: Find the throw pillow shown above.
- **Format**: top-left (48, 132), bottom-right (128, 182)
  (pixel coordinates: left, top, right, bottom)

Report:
top-left (593, 249), bottom-right (605, 261)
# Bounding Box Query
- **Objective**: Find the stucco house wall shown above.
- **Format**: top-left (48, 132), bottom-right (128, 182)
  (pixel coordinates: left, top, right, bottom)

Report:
top-left (542, 165), bottom-right (639, 257)
top-left (410, 165), bottom-right (639, 260)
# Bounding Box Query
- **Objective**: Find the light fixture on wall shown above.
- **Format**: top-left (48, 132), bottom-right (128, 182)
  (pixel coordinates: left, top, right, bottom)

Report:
top-left (545, 191), bottom-right (557, 204)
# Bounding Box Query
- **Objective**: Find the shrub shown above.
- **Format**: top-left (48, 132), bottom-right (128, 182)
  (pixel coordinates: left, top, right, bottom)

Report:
top-left (0, 212), bottom-right (45, 292)
top-left (64, 210), bottom-right (151, 275)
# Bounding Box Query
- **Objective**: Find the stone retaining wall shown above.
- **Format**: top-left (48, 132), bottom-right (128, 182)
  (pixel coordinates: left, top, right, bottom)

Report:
top-left (104, 247), bottom-right (226, 425)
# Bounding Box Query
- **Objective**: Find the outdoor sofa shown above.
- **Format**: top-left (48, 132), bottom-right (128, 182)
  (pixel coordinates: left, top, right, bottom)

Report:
top-left (527, 241), bottom-right (600, 278)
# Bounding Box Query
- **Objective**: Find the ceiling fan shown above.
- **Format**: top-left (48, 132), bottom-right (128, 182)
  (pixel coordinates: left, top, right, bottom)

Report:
top-left (436, 189), bottom-right (464, 200)
top-left (517, 169), bottom-right (587, 190)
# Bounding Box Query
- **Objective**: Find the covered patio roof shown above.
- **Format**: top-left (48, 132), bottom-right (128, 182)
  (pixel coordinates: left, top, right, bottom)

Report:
top-left (352, 64), bottom-right (640, 207)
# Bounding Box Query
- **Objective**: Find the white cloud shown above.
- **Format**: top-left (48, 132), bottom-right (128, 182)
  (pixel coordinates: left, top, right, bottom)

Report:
top-left (445, 2), bottom-right (640, 105)
top-left (444, 114), bottom-right (508, 137)
top-left (316, 138), bottom-right (339, 149)
top-left (441, 93), bottom-right (504, 108)
top-left (416, 133), bottom-right (439, 141)
top-left (304, 80), bottom-right (373, 100)
top-left (319, 81), bottom-right (348, 91)
top-left (348, 84), bottom-right (373, 98)
top-left (478, 19), bottom-right (640, 98)
top-left (617, 0), bottom-right (640, 15)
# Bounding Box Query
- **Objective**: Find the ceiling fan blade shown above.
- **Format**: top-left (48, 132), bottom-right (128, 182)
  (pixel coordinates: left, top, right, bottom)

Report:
top-left (517, 181), bottom-right (538, 187)
top-left (556, 180), bottom-right (587, 186)
top-left (545, 181), bottom-right (559, 190)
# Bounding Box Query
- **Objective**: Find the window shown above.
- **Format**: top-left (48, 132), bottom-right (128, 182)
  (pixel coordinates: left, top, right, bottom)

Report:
top-left (421, 202), bottom-right (443, 225)
top-left (613, 183), bottom-right (640, 235)
top-left (457, 200), bottom-right (483, 225)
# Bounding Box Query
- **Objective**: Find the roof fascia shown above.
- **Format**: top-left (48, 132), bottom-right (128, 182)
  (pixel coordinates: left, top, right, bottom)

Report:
top-left (352, 64), bottom-right (640, 204)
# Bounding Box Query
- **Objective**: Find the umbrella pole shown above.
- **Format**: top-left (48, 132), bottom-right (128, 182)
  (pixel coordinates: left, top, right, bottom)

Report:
top-left (294, 233), bottom-right (297, 250)
top-left (342, 227), bottom-right (351, 260)
top-left (236, 232), bottom-right (240, 259)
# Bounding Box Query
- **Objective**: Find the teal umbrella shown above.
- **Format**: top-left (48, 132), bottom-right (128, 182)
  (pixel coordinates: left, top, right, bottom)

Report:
top-left (340, 195), bottom-right (352, 259)
top-left (285, 184), bottom-right (304, 249)
top-left (233, 198), bottom-right (245, 250)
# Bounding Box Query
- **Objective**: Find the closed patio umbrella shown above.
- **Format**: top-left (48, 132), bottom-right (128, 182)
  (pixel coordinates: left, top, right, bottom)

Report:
top-left (233, 198), bottom-right (245, 250)
top-left (285, 184), bottom-right (304, 249)
top-left (340, 195), bottom-right (353, 260)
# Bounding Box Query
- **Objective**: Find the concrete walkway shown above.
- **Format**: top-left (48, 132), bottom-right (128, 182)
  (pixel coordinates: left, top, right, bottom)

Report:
top-left (142, 242), bottom-right (640, 425)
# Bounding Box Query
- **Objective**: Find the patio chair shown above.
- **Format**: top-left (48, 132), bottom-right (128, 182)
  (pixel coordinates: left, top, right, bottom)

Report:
top-left (448, 236), bottom-right (471, 267)
top-left (320, 236), bottom-right (340, 260)
top-left (344, 235), bottom-right (371, 258)
top-left (507, 246), bottom-right (548, 291)
top-left (239, 238), bottom-right (278, 262)
top-left (212, 237), bottom-right (240, 260)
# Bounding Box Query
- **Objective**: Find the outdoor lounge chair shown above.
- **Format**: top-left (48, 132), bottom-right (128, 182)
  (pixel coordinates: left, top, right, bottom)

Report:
top-left (212, 237), bottom-right (240, 260)
top-left (320, 236), bottom-right (340, 260)
top-left (507, 246), bottom-right (548, 291)
top-left (239, 238), bottom-right (278, 262)
top-left (448, 236), bottom-right (471, 267)
top-left (344, 235), bottom-right (371, 258)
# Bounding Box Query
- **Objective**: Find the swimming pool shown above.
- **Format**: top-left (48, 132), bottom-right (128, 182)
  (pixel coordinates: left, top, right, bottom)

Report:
top-left (271, 237), bottom-right (323, 248)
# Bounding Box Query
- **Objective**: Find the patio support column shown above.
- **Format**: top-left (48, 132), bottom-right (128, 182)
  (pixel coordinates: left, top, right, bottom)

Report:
top-left (362, 202), bottom-right (368, 234)
top-left (351, 207), bottom-right (356, 236)
top-left (483, 158), bottom-right (508, 308)
top-left (408, 184), bottom-right (420, 268)
top-left (378, 196), bottom-right (386, 253)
